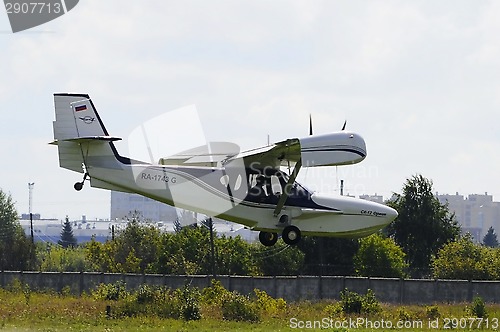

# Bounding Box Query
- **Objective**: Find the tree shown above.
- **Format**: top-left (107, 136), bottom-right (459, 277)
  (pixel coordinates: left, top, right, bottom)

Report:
top-left (297, 237), bottom-right (359, 275)
top-left (253, 241), bottom-right (305, 275)
top-left (483, 226), bottom-right (499, 248)
top-left (38, 244), bottom-right (91, 272)
top-left (353, 233), bottom-right (408, 278)
top-left (386, 174), bottom-right (461, 276)
top-left (85, 212), bottom-right (164, 273)
top-left (111, 219), bottom-right (162, 273)
top-left (216, 235), bottom-right (259, 275)
top-left (58, 217), bottom-right (77, 248)
top-left (0, 189), bottom-right (33, 270)
top-left (432, 234), bottom-right (500, 280)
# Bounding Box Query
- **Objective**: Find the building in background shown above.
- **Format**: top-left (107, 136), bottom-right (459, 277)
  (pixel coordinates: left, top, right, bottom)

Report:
top-left (110, 191), bottom-right (178, 221)
top-left (359, 194), bottom-right (384, 204)
top-left (437, 192), bottom-right (500, 242)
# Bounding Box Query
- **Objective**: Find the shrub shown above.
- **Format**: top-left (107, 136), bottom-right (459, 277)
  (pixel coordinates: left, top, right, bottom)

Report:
top-left (112, 286), bottom-right (182, 319)
top-left (425, 305), bottom-right (440, 319)
top-left (323, 302), bottom-right (342, 317)
top-left (354, 233), bottom-right (408, 278)
top-left (135, 284), bottom-right (157, 304)
top-left (467, 296), bottom-right (488, 318)
top-left (221, 291), bottom-right (260, 322)
top-left (178, 286), bottom-right (201, 321)
top-left (397, 307), bottom-right (414, 321)
top-left (23, 284), bottom-right (31, 306)
top-left (201, 279), bottom-right (231, 305)
top-left (7, 278), bottom-right (24, 293)
top-left (92, 281), bottom-right (129, 301)
top-left (254, 289), bottom-right (286, 317)
top-left (61, 285), bottom-right (73, 297)
top-left (432, 235), bottom-right (500, 280)
top-left (337, 289), bottom-right (380, 315)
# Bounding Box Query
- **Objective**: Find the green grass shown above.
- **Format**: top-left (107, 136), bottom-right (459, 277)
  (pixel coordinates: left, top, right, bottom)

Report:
top-left (0, 286), bottom-right (499, 331)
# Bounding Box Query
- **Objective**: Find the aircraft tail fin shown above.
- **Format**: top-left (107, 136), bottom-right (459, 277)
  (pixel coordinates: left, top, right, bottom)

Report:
top-left (52, 93), bottom-right (123, 173)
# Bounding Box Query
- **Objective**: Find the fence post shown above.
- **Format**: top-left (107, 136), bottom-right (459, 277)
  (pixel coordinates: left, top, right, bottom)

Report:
top-left (79, 271), bottom-right (84, 296)
top-left (318, 275), bottom-right (323, 300)
top-left (296, 276), bottom-right (301, 301)
top-left (273, 275), bottom-right (277, 298)
top-left (434, 279), bottom-right (439, 303)
top-left (468, 280), bottom-right (473, 302)
top-left (58, 271), bottom-right (63, 293)
top-left (399, 278), bottom-right (404, 304)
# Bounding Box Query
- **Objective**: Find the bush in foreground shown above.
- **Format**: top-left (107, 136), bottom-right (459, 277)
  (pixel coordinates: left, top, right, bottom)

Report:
top-left (221, 291), bottom-right (260, 322)
top-left (324, 288), bottom-right (381, 316)
top-left (467, 296), bottom-right (488, 318)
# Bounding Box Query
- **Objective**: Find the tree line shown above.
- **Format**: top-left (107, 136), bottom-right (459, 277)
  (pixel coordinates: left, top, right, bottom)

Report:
top-left (1, 174), bottom-right (500, 279)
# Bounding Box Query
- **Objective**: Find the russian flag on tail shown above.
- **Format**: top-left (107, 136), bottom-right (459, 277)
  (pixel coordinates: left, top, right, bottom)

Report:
top-left (75, 104), bottom-right (87, 112)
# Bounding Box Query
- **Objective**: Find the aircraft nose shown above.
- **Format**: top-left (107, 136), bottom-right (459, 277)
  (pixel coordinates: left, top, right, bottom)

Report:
top-left (385, 205), bottom-right (398, 222)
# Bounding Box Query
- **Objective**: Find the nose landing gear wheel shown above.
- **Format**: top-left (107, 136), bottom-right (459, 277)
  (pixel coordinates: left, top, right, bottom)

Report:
top-left (259, 231), bottom-right (278, 246)
top-left (282, 225), bottom-right (301, 245)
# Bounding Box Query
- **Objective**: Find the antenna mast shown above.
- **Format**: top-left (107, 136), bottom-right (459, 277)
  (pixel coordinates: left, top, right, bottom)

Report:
top-left (28, 182), bottom-right (35, 243)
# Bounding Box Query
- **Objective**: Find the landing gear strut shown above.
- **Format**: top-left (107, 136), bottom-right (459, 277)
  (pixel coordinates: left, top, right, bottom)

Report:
top-left (259, 231), bottom-right (278, 246)
top-left (74, 173), bottom-right (89, 191)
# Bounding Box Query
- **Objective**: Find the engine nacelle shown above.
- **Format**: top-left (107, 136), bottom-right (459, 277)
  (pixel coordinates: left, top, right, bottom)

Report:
top-left (299, 131), bottom-right (367, 167)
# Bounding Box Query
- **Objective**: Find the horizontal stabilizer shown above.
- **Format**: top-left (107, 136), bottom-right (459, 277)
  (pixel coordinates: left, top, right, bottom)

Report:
top-left (51, 136), bottom-right (122, 145)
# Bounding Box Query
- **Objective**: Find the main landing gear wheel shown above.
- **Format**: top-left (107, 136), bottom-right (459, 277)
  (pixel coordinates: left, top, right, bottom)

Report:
top-left (259, 231), bottom-right (279, 246)
top-left (74, 173), bottom-right (89, 191)
top-left (74, 182), bottom-right (84, 191)
top-left (282, 225), bottom-right (301, 245)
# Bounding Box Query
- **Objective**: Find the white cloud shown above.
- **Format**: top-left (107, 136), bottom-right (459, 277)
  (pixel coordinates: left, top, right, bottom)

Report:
top-left (2, 0), bottom-right (500, 220)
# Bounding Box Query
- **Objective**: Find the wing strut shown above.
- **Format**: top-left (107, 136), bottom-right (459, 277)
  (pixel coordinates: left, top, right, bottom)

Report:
top-left (273, 159), bottom-right (302, 217)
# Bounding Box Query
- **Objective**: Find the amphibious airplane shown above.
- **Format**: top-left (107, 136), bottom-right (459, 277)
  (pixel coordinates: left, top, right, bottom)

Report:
top-left (51, 93), bottom-right (397, 246)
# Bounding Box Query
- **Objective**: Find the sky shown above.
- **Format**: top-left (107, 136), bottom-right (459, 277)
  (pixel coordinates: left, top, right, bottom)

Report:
top-left (1, 1), bottom-right (500, 221)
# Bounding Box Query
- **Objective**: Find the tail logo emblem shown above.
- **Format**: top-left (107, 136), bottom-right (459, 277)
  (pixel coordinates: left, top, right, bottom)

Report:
top-left (79, 116), bottom-right (95, 124)
top-left (3, 0), bottom-right (80, 33)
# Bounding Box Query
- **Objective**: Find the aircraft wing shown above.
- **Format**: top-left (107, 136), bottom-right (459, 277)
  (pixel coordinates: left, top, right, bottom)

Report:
top-left (158, 142), bottom-right (240, 167)
top-left (226, 131), bottom-right (367, 169)
top-left (159, 131), bottom-right (367, 170)
top-left (226, 138), bottom-right (300, 169)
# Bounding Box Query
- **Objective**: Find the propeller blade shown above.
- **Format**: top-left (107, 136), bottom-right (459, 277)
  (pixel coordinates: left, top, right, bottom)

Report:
top-left (309, 114), bottom-right (313, 136)
top-left (341, 120), bottom-right (347, 131)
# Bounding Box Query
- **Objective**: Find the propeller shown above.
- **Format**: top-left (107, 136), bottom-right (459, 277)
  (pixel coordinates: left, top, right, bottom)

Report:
top-left (310, 114), bottom-right (346, 133)
top-left (309, 114), bottom-right (313, 136)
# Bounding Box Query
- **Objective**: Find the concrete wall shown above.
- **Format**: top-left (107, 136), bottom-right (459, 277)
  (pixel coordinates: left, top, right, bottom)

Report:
top-left (1, 271), bottom-right (498, 304)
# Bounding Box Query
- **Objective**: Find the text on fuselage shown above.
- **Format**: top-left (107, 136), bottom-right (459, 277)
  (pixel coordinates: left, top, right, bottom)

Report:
top-left (360, 210), bottom-right (387, 217)
top-left (140, 172), bottom-right (177, 183)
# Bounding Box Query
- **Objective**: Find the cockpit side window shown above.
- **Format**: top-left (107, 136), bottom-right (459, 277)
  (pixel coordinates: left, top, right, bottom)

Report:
top-left (271, 175), bottom-right (281, 195)
top-left (247, 169), bottom-right (311, 199)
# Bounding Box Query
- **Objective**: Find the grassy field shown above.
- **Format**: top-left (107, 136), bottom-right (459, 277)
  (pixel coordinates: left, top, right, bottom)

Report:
top-left (0, 283), bottom-right (499, 331)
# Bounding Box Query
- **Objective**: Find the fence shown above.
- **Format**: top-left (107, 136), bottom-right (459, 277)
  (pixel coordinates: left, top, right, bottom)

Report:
top-left (1, 271), bottom-right (499, 304)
